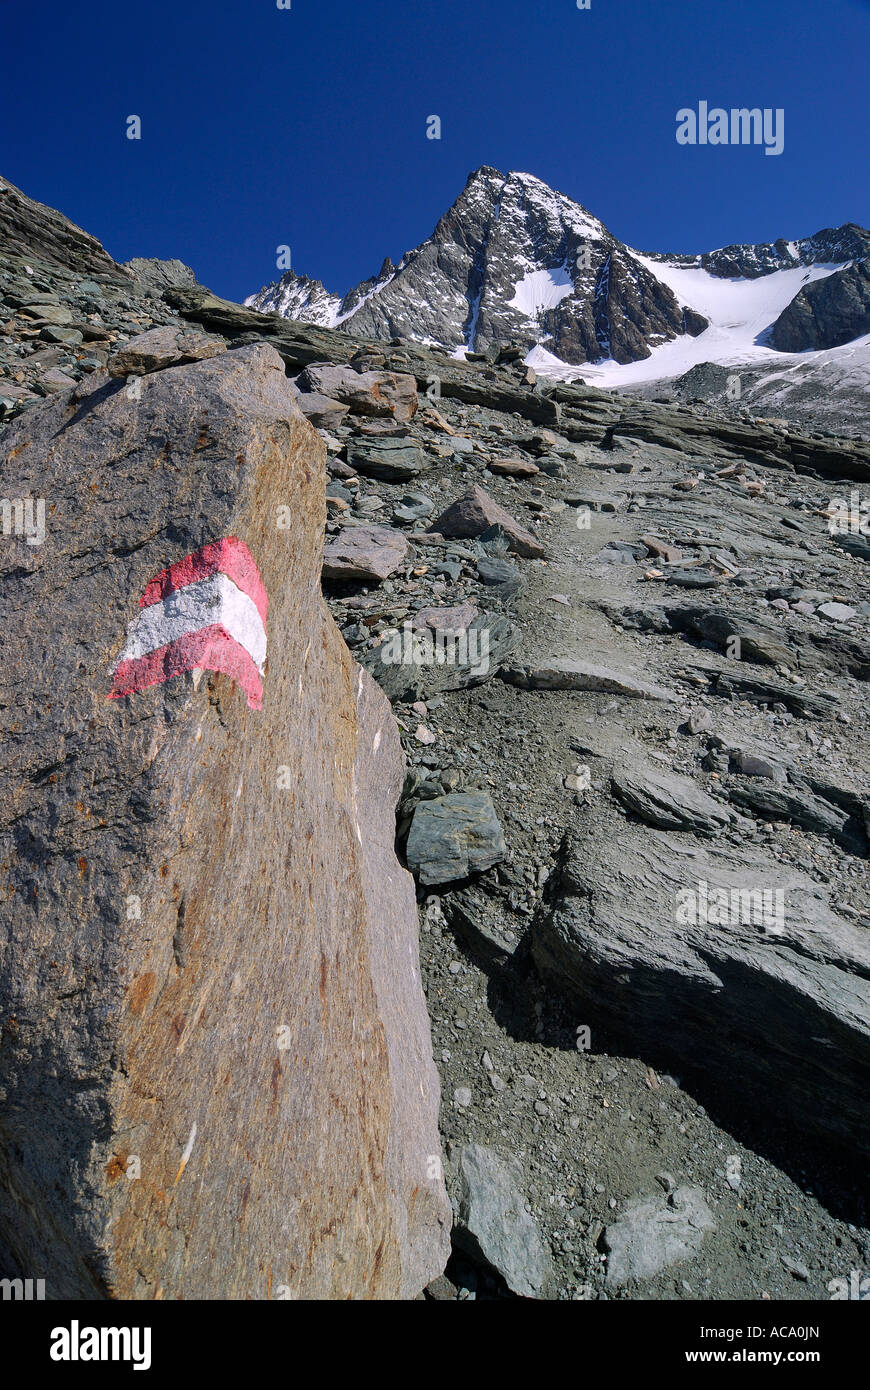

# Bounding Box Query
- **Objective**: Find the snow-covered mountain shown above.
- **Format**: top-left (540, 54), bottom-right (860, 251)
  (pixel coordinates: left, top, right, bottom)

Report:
top-left (246, 167), bottom-right (870, 384)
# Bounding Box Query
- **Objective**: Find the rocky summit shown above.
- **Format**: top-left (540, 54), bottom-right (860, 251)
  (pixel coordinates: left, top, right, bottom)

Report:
top-left (1, 174), bottom-right (869, 1303)
top-left (246, 166), bottom-right (870, 392)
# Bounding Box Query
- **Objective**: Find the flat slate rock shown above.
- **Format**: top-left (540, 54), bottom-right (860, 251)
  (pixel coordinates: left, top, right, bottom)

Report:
top-left (413, 601), bottom-right (478, 632)
top-left (709, 668), bottom-right (840, 719)
top-left (611, 763), bottom-right (737, 836)
top-left (476, 555), bottom-right (521, 586)
top-left (533, 824), bottom-right (870, 1157)
top-left (406, 791), bottom-right (506, 885)
top-left (322, 523), bottom-right (409, 582)
top-left (818, 601), bottom-right (858, 622)
top-left (666, 568), bottom-right (721, 589)
top-left (488, 457), bottom-right (540, 477)
top-left (454, 1145), bottom-right (552, 1298)
top-left (726, 777), bottom-right (865, 853)
top-left (502, 657), bottom-right (676, 701)
top-left (594, 541), bottom-right (647, 565)
top-left (346, 436), bottom-right (426, 481)
top-left (604, 1187), bottom-right (715, 1287)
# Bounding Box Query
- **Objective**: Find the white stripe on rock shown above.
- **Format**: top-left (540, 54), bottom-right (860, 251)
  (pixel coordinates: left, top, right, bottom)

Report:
top-left (118, 573), bottom-right (267, 671)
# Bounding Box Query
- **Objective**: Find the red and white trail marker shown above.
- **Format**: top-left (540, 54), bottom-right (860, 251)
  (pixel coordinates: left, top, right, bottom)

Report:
top-left (109, 538), bottom-right (268, 710)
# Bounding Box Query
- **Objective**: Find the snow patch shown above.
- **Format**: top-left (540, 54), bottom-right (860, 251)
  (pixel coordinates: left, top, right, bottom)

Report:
top-left (508, 266), bottom-right (575, 318)
top-left (529, 258), bottom-right (850, 388)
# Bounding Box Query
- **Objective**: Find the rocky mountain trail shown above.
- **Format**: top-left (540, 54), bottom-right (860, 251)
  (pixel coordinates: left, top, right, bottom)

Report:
top-left (1, 176), bottom-right (868, 1301)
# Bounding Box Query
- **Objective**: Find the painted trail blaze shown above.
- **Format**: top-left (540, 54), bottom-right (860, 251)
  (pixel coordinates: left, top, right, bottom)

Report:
top-left (109, 537), bottom-right (268, 709)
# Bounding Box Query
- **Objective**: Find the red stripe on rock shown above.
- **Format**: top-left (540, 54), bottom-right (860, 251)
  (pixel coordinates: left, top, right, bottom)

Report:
top-left (139, 538), bottom-right (268, 623)
top-left (109, 623), bottom-right (264, 709)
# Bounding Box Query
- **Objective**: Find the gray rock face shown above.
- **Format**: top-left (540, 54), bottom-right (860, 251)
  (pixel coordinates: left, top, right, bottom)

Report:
top-left (322, 523), bottom-right (409, 582)
top-left (770, 258), bottom-right (870, 352)
top-left (725, 779), bottom-right (864, 854)
top-left (124, 257), bottom-right (201, 295)
top-left (298, 362), bottom-right (418, 421)
top-left (0, 176), bottom-right (129, 281)
top-left (0, 343), bottom-right (450, 1299)
top-left (432, 484), bottom-right (547, 558)
top-left (454, 1145), bottom-right (551, 1297)
top-left (604, 1187), bottom-right (715, 1287)
top-left (107, 324), bottom-right (226, 377)
top-left (533, 826), bottom-right (870, 1157)
top-left (476, 555), bottom-right (521, 586)
top-left (345, 437), bottom-right (426, 482)
top-left (406, 793), bottom-right (506, 885)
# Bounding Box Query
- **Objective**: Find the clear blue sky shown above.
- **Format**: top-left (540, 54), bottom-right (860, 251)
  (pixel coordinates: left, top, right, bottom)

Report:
top-left (2, 0), bottom-right (867, 302)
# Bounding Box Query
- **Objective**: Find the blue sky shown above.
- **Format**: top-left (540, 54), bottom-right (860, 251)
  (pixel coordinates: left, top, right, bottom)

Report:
top-left (2, 0), bottom-right (867, 302)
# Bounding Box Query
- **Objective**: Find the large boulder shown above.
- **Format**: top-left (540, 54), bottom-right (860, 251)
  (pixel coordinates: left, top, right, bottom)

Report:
top-left (0, 343), bottom-right (450, 1299)
top-left (298, 363), bottom-right (418, 422)
top-left (431, 484), bottom-right (547, 559)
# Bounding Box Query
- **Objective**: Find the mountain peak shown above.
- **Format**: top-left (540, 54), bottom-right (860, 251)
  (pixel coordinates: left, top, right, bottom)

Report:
top-left (246, 170), bottom-right (869, 372)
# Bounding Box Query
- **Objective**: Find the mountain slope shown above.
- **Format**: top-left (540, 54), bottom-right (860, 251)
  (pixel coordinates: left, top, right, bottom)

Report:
top-left (246, 167), bottom-right (869, 374)
top-left (247, 168), bottom-right (709, 364)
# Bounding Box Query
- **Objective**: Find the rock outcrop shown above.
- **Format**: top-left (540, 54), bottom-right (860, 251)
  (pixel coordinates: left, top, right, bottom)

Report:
top-left (533, 826), bottom-right (870, 1158)
top-left (0, 176), bottom-right (127, 281)
top-left (770, 258), bottom-right (870, 352)
top-left (0, 343), bottom-right (450, 1299)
